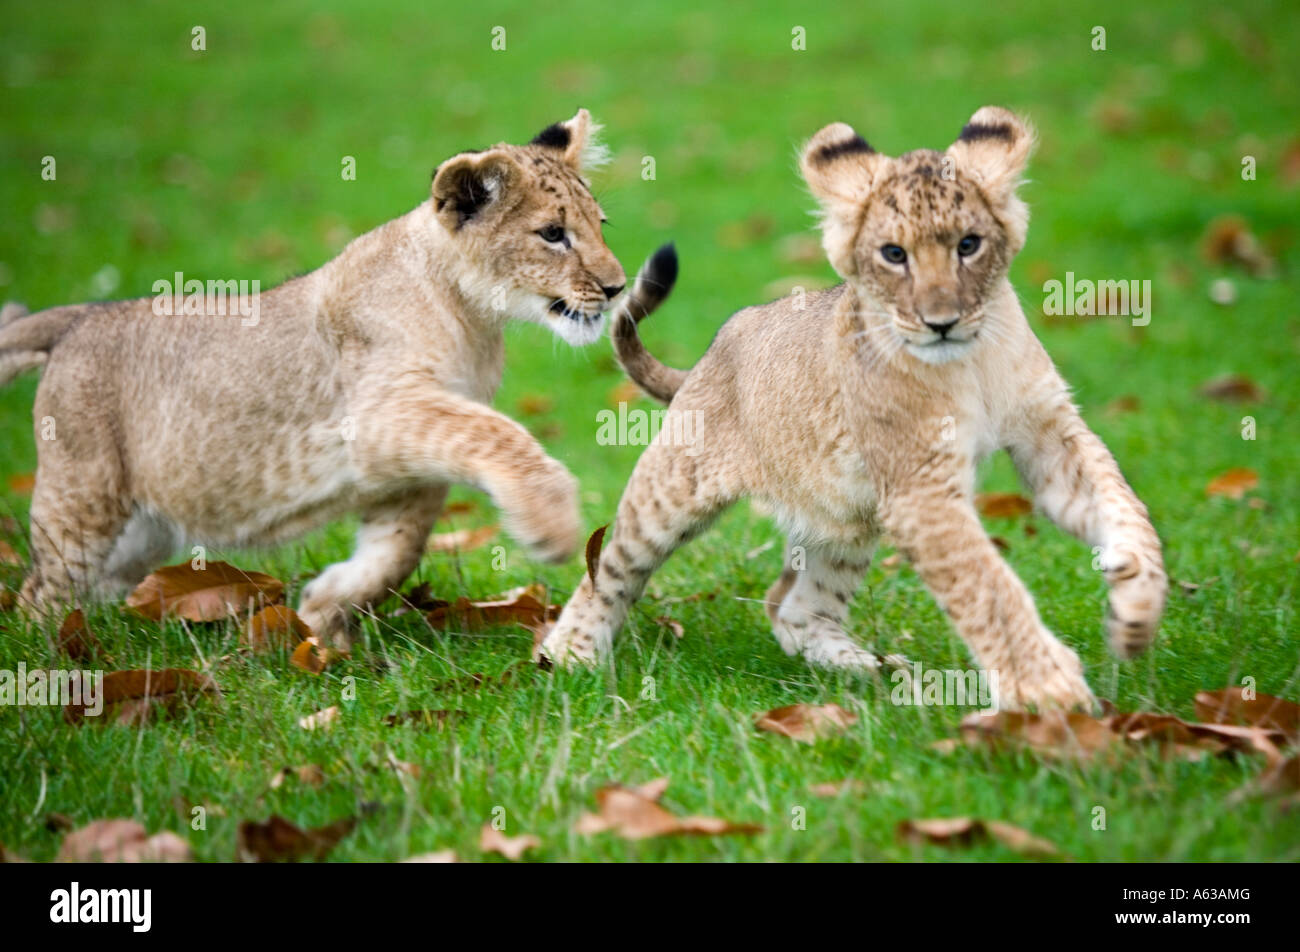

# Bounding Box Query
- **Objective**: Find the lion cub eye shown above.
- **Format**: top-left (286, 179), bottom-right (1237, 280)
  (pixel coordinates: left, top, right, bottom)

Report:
top-left (538, 225), bottom-right (566, 244)
top-left (881, 244), bottom-right (908, 265)
top-left (957, 234), bottom-right (981, 257)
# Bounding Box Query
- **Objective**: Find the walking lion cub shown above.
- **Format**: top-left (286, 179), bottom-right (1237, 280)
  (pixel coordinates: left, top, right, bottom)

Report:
top-left (542, 107), bottom-right (1167, 710)
top-left (0, 109), bottom-right (657, 646)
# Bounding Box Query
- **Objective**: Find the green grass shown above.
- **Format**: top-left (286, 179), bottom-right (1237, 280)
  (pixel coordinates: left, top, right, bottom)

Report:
top-left (1, 0), bottom-right (1298, 861)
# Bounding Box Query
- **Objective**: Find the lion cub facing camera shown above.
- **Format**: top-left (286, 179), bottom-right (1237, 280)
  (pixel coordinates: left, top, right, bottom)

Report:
top-left (0, 109), bottom-right (661, 646)
top-left (542, 107), bottom-right (1168, 710)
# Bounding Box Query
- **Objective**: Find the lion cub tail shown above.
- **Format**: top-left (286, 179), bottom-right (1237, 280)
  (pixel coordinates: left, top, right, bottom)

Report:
top-left (0, 302), bottom-right (79, 387)
top-left (611, 243), bottom-right (689, 404)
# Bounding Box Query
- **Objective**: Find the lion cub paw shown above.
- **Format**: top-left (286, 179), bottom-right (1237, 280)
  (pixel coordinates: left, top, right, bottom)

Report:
top-left (1102, 548), bottom-right (1167, 659)
top-left (508, 464), bottom-right (581, 564)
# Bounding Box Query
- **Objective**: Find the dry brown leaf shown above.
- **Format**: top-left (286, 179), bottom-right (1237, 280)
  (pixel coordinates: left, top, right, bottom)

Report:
top-left (1200, 215), bottom-right (1276, 277)
top-left (654, 616), bottom-right (685, 639)
top-left (1252, 756), bottom-right (1300, 798)
top-left (1104, 394), bottom-right (1142, 416)
top-left (268, 764), bottom-right (326, 790)
top-left (1195, 688), bottom-right (1300, 737)
top-left (56, 819), bottom-right (193, 863)
top-left (1198, 373), bottom-right (1266, 403)
top-left (516, 393), bottom-right (555, 416)
top-left (1205, 467), bottom-right (1259, 499)
top-left (0, 540), bottom-right (21, 566)
top-left (298, 705), bottom-right (340, 731)
top-left (57, 609), bottom-right (108, 663)
top-left (289, 637), bottom-right (347, 674)
top-left (608, 380), bottom-right (643, 407)
top-left (976, 493), bottom-right (1033, 519)
top-left (441, 500), bottom-right (477, 518)
top-left (574, 780), bottom-right (762, 840)
top-left (755, 703), bottom-right (858, 743)
top-left (479, 823), bottom-right (540, 861)
top-left (65, 668), bottom-right (219, 725)
top-left (585, 524), bottom-right (607, 586)
top-left (244, 604), bottom-right (313, 651)
top-left (897, 817), bottom-right (1059, 858)
top-left (383, 709), bottom-right (464, 729)
top-left (126, 561), bottom-right (284, 622)
top-left (426, 584), bottom-right (559, 633)
top-left (236, 815), bottom-right (355, 862)
top-left (8, 473), bottom-right (34, 494)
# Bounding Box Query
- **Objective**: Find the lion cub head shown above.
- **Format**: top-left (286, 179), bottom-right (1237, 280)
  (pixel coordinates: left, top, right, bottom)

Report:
top-left (431, 108), bottom-right (626, 346)
top-left (801, 106), bottom-right (1035, 365)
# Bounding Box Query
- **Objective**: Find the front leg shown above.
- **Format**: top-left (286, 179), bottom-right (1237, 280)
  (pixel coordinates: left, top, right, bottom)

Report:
top-left (881, 480), bottom-right (1095, 711)
top-left (354, 383), bottom-right (581, 564)
top-left (1007, 389), bottom-right (1167, 658)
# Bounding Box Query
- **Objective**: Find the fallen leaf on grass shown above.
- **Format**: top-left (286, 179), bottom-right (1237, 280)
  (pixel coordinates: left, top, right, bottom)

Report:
top-left (0, 540), bottom-right (21, 566)
top-left (57, 609), bottom-right (109, 663)
top-left (897, 817), bottom-right (1059, 859)
top-left (1198, 373), bottom-right (1266, 403)
top-left (441, 500), bottom-right (477, 518)
top-left (1195, 688), bottom-right (1300, 736)
top-left (243, 604), bottom-right (312, 651)
top-left (1205, 467), bottom-right (1259, 499)
top-left (8, 473), bottom-right (34, 494)
top-left (426, 525), bottom-right (498, 554)
top-left (755, 703), bottom-right (858, 743)
top-left (289, 637), bottom-right (347, 674)
top-left (382, 709), bottom-right (464, 729)
top-left (585, 524), bottom-right (607, 585)
top-left (268, 765), bottom-right (326, 790)
top-left (608, 380), bottom-right (643, 407)
top-left (65, 668), bottom-right (219, 725)
top-left (426, 584), bottom-right (560, 634)
top-left (956, 707), bottom-right (1288, 764)
top-left (1104, 394), bottom-right (1142, 416)
top-left (479, 824), bottom-right (540, 861)
top-left (1200, 215), bottom-right (1276, 278)
top-left (574, 779), bottom-right (762, 840)
top-left (298, 705), bottom-right (340, 731)
top-left (126, 561), bottom-right (284, 622)
top-left (654, 616), bottom-right (685, 639)
top-left (516, 393), bottom-right (555, 416)
top-left (976, 493), bottom-right (1033, 519)
top-left (236, 815), bottom-right (355, 862)
top-left (1177, 577), bottom-right (1219, 596)
top-left (56, 819), bottom-right (192, 862)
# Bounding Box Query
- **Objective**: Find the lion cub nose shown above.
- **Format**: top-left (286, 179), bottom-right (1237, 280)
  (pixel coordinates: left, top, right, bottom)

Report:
top-left (602, 284), bottom-right (625, 300)
top-left (922, 317), bottom-right (959, 337)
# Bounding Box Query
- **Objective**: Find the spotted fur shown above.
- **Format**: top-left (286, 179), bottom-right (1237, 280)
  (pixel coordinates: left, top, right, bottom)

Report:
top-left (543, 106), bottom-right (1167, 711)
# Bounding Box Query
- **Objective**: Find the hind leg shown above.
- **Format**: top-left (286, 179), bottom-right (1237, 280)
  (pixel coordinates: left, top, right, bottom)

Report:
top-left (297, 487), bottom-right (447, 648)
top-left (764, 540), bottom-right (886, 669)
top-left (19, 465), bottom-right (131, 617)
top-left (541, 438), bottom-right (737, 666)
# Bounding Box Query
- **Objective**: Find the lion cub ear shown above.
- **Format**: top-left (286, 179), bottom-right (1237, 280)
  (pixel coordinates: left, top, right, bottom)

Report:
top-left (800, 123), bottom-right (885, 276)
top-left (530, 108), bottom-right (610, 174)
top-left (431, 150), bottom-right (521, 231)
top-left (946, 106), bottom-right (1035, 205)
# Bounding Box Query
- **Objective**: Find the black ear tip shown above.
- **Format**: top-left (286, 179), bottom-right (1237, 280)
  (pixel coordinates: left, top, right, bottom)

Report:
top-left (648, 242), bottom-right (679, 285)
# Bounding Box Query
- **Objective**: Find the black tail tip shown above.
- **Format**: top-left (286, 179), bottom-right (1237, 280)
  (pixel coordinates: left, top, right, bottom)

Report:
top-left (643, 242), bottom-right (678, 293)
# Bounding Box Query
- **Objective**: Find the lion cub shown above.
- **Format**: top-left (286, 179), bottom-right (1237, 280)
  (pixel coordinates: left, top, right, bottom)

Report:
top-left (542, 107), bottom-right (1168, 710)
top-left (0, 109), bottom-right (647, 646)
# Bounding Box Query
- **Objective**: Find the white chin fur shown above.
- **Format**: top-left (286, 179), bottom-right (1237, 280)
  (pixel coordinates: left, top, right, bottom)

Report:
top-left (547, 310), bottom-right (606, 346)
top-left (906, 338), bottom-right (973, 365)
